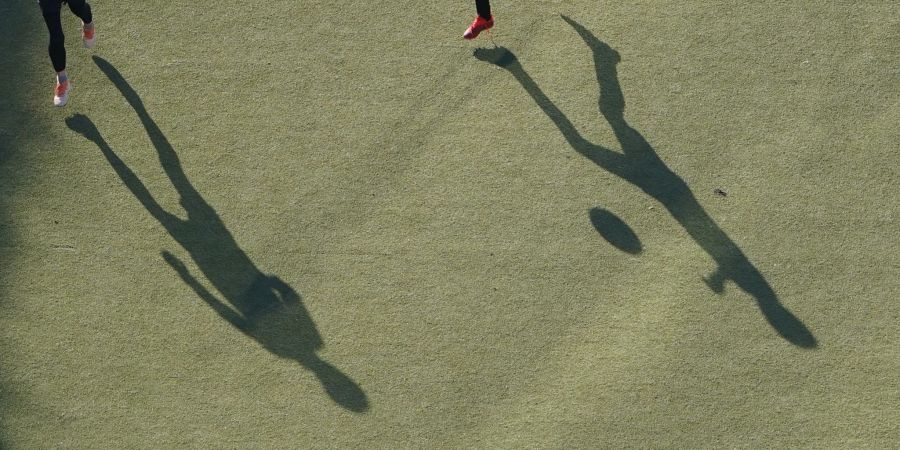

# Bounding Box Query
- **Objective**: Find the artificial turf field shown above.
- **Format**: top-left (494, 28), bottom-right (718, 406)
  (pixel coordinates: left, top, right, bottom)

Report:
top-left (1, 1), bottom-right (898, 448)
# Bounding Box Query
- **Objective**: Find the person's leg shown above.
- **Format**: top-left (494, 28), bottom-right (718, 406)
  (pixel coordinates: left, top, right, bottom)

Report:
top-left (39, 0), bottom-right (66, 73)
top-left (39, 0), bottom-right (70, 105)
top-left (464, 0), bottom-right (494, 39)
top-left (66, 0), bottom-right (96, 48)
top-left (66, 0), bottom-right (93, 23)
top-left (475, 0), bottom-right (492, 20)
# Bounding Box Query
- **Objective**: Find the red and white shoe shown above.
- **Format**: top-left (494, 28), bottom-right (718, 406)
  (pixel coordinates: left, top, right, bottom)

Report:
top-left (54, 80), bottom-right (70, 107)
top-left (463, 16), bottom-right (494, 40)
top-left (82, 22), bottom-right (96, 48)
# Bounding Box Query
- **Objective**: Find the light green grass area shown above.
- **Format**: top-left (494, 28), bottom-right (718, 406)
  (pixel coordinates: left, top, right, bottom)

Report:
top-left (2, 1), bottom-right (898, 448)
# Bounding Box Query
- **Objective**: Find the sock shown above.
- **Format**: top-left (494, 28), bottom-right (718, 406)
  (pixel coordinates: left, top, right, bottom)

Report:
top-left (57, 72), bottom-right (68, 84)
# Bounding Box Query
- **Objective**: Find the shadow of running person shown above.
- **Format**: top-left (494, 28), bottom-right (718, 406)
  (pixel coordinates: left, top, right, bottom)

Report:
top-left (65, 57), bottom-right (369, 411)
top-left (474, 17), bottom-right (817, 348)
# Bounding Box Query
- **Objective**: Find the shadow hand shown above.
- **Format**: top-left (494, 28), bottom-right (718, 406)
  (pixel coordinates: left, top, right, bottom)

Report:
top-left (473, 47), bottom-right (518, 68)
top-left (703, 267), bottom-right (726, 294)
top-left (268, 276), bottom-right (301, 305)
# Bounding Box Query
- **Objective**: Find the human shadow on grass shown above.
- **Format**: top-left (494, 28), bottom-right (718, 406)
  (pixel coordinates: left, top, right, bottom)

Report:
top-left (474, 17), bottom-right (816, 348)
top-left (65, 56), bottom-right (369, 411)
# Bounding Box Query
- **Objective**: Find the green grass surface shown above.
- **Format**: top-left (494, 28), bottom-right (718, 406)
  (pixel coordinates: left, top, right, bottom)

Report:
top-left (2, 1), bottom-right (898, 448)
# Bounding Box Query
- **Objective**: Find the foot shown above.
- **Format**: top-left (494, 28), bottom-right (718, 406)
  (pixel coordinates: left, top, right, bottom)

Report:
top-left (82, 22), bottom-right (96, 48)
top-left (54, 80), bottom-right (70, 107)
top-left (463, 16), bottom-right (494, 40)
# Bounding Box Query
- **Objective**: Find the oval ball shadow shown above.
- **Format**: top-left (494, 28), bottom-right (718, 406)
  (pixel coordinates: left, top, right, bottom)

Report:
top-left (588, 207), bottom-right (642, 254)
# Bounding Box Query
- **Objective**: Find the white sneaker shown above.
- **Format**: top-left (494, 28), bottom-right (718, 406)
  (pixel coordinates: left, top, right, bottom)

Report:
top-left (54, 80), bottom-right (69, 107)
top-left (82, 22), bottom-right (96, 49)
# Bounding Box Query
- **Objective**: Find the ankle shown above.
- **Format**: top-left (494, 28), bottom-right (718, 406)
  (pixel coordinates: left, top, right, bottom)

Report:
top-left (57, 71), bottom-right (68, 84)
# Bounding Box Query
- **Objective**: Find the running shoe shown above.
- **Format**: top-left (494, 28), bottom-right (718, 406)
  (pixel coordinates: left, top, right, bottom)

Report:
top-left (83, 22), bottom-right (96, 48)
top-left (463, 16), bottom-right (494, 40)
top-left (54, 80), bottom-right (70, 107)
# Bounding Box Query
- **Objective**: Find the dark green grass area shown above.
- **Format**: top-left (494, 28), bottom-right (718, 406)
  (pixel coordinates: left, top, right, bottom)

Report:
top-left (1, 1), bottom-right (898, 447)
top-left (0, 2), bottom-right (55, 446)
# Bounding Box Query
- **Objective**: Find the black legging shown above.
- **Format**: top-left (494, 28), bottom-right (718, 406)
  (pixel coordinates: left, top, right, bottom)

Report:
top-left (39, 0), bottom-right (93, 73)
top-left (476, 0), bottom-right (491, 19)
